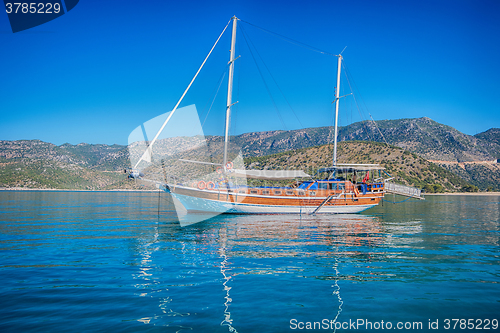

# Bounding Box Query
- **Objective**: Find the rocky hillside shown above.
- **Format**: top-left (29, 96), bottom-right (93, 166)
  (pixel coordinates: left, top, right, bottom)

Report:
top-left (0, 140), bottom-right (130, 190)
top-left (474, 128), bottom-right (500, 149)
top-left (355, 118), bottom-right (500, 162)
top-left (228, 117), bottom-right (500, 162)
top-left (231, 118), bottom-right (500, 190)
top-left (244, 141), bottom-right (472, 192)
top-left (0, 140), bottom-right (129, 170)
top-left (1, 118), bottom-right (499, 191)
top-left (437, 162), bottom-right (500, 192)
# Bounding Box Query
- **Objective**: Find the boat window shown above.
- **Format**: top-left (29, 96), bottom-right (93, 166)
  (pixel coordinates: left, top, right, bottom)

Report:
top-left (250, 190), bottom-right (258, 194)
top-left (329, 183), bottom-right (338, 190)
top-left (298, 182), bottom-right (310, 189)
top-left (318, 183), bottom-right (328, 190)
top-left (308, 182), bottom-right (318, 190)
top-left (297, 191), bottom-right (305, 196)
top-left (262, 190), bottom-right (270, 195)
top-left (338, 183), bottom-right (345, 190)
top-left (285, 191), bottom-right (294, 195)
top-left (309, 191), bottom-right (316, 196)
top-left (274, 190), bottom-right (282, 195)
top-left (238, 190), bottom-right (246, 194)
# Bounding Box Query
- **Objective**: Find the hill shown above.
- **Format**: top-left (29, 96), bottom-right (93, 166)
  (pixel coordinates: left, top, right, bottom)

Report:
top-left (229, 117), bottom-right (500, 162)
top-left (474, 128), bottom-right (500, 151)
top-left (229, 117), bottom-right (499, 190)
top-left (245, 141), bottom-right (471, 193)
top-left (358, 118), bottom-right (500, 162)
top-left (0, 140), bottom-right (130, 190)
top-left (1, 117), bottom-right (499, 191)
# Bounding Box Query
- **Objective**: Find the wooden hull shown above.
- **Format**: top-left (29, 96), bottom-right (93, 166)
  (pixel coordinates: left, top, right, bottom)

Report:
top-left (166, 183), bottom-right (384, 214)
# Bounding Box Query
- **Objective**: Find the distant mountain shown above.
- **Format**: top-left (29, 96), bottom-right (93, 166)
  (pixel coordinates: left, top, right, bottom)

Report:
top-left (474, 128), bottom-right (500, 152)
top-left (0, 140), bottom-right (130, 190)
top-left (1, 118), bottom-right (499, 191)
top-left (57, 142), bottom-right (130, 170)
top-left (244, 141), bottom-right (472, 192)
top-left (358, 118), bottom-right (500, 162)
top-left (437, 162), bottom-right (500, 192)
top-left (229, 117), bottom-right (500, 163)
top-left (0, 140), bottom-right (129, 170)
top-left (227, 117), bottom-right (500, 190)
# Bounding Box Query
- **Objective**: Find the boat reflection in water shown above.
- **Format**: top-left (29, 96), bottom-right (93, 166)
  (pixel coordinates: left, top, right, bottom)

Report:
top-left (219, 233), bottom-right (238, 332)
top-left (128, 211), bottom-right (419, 331)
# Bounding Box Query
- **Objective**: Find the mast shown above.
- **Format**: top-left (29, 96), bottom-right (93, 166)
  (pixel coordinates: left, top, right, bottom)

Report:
top-left (332, 54), bottom-right (342, 167)
top-left (223, 16), bottom-right (238, 170)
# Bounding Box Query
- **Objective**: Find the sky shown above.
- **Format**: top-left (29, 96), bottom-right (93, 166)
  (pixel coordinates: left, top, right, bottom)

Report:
top-left (1, 0), bottom-right (499, 145)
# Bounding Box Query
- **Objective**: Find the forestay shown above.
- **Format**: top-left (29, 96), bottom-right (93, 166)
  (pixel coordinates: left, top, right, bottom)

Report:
top-left (231, 169), bottom-right (310, 180)
top-left (318, 163), bottom-right (385, 173)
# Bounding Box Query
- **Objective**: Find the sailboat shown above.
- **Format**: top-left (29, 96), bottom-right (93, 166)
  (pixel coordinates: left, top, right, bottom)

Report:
top-left (130, 16), bottom-right (389, 215)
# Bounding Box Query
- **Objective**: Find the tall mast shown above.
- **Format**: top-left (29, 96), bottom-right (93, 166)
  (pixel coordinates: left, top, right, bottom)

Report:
top-left (332, 54), bottom-right (342, 167)
top-left (223, 16), bottom-right (237, 170)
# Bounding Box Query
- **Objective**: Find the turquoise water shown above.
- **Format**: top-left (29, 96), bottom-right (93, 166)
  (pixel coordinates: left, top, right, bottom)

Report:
top-left (0, 191), bottom-right (498, 332)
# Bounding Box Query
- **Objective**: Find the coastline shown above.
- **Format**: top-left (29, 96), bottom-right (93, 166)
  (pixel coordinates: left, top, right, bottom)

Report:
top-left (2, 187), bottom-right (499, 195)
top-left (0, 187), bottom-right (159, 192)
top-left (424, 192), bottom-right (500, 196)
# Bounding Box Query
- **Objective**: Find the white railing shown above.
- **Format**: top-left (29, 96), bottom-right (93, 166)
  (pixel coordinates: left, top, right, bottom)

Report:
top-left (384, 181), bottom-right (424, 199)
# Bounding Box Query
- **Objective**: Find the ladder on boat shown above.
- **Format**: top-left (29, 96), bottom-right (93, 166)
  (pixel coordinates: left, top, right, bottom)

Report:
top-left (310, 191), bottom-right (345, 215)
top-left (384, 181), bottom-right (424, 200)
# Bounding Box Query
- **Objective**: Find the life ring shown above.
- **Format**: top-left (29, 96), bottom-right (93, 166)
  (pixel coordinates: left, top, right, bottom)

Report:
top-left (225, 162), bottom-right (233, 170)
top-left (197, 180), bottom-right (206, 190)
top-left (206, 181), bottom-right (215, 190)
top-left (216, 166), bottom-right (223, 174)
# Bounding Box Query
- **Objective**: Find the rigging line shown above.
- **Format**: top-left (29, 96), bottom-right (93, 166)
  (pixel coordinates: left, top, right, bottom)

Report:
top-left (240, 24), bottom-right (303, 127)
top-left (240, 24), bottom-right (308, 133)
top-left (239, 19), bottom-right (337, 57)
top-left (369, 113), bottom-right (390, 147)
top-left (342, 60), bottom-right (379, 142)
top-left (134, 18), bottom-right (232, 169)
top-left (239, 24), bottom-right (287, 130)
top-left (342, 62), bottom-right (368, 124)
top-left (345, 61), bottom-right (374, 126)
top-left (200, 69), bottom-right (227, 131)
top-left (342, 64), bottom-right (368, 137)
top-left (341, 61), bottom-right (374, 142)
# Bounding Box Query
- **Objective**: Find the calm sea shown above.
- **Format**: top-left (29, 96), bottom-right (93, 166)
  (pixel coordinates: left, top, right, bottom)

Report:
top-left (0, 191), bottom-right (499, 332)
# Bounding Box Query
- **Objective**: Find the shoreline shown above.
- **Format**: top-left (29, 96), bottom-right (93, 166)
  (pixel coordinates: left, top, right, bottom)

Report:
top-left (2, 188), bottom-right (499, 196)
top-left (424, 192), bottom-right (500, 196)
top-left (0, 188), bottom-right (159, 192)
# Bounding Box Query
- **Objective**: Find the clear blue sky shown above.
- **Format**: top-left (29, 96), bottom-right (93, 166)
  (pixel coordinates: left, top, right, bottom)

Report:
top-left (1, 0), bottom-right (499, 145)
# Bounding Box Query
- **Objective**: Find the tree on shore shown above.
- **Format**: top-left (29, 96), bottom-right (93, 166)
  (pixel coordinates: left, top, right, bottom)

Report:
top-left (461, 184), bottom-right (479, 192)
